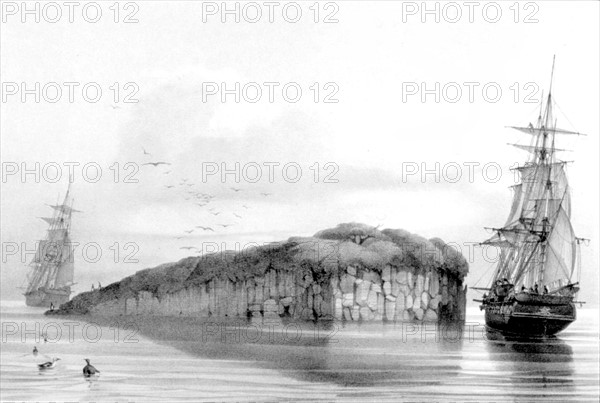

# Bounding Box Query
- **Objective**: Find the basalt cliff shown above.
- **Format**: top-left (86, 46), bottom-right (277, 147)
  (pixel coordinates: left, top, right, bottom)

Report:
top-left (49, 223), bottom-right (469, 323)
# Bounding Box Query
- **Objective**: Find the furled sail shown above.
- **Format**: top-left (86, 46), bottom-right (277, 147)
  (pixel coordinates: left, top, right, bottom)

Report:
top-left (508, 126), bottom-right (585, 136)
top-left (484, 86), bottom-right (582, 290)
top-left (48, 204), bottom-right (81, 214)
top-left (509, 143), bottom-right (571, 155)
top-left (481, 232), bottom-right (515, 248)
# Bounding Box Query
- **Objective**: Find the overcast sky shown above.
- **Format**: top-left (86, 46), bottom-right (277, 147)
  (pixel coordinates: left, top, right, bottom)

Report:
top-left (1, 1), bottom-right (598, 306)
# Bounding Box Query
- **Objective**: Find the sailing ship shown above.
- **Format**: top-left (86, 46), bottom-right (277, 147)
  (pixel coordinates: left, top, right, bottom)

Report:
top-left (23, 182), bottom-right (79, 307)
top-left (476, 59), bottom-right (587, 336)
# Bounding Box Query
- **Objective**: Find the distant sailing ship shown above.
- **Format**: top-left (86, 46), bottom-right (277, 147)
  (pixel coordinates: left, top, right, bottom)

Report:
top-left (23, 181), bottom-right (79, 307)
top-left (476, 59), bottom-right (587, 336)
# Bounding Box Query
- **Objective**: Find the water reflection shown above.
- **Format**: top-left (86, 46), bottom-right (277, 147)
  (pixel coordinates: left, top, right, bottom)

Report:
top-left (484, 329), bottom-right (574, 392)
top-left (84, 374), bottom-right (101, 390)
top-left (91, 315), bottom-right (467, 387)
top-left (6, 302), bottom-right (596, 401)
top-left (485, 329), bottom-right (574, 362)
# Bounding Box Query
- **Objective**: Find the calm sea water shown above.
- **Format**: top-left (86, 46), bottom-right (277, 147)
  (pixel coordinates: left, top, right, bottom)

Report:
top-left (1, 300), bottom-right (598, 402)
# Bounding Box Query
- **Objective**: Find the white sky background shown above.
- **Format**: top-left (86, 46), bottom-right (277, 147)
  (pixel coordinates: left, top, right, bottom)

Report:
top-left (1, 1), bottom-right (598, 306)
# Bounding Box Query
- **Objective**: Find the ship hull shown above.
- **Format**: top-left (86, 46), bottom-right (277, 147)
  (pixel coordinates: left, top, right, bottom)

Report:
top-left (484, 300), bottom-right (575, 336)
top-left (24, 288), bottom-right (71, 308)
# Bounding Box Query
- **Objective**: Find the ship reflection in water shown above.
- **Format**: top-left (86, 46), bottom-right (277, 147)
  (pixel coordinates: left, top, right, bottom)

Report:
top-left (486, 329), bottom-right (574, 363)
top-left (485, 329), bottom-right (575, 393)
top-left (1, 304), bottom-right (597, 402)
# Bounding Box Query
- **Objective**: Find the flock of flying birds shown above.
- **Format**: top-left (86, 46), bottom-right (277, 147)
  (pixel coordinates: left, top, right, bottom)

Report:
top-left (140, 147), bottom-right (274, 254)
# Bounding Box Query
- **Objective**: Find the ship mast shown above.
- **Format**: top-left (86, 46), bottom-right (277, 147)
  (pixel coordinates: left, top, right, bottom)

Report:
top-left (482, 57), bottom-right (585, 291)
top-left (25, 179), bottom-right (78, 294)
top-left (537, 55), bottom-right (555, 285)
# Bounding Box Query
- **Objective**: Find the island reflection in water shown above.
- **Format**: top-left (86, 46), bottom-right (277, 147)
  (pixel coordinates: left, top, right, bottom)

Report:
top-left (91, 315), bottom-right (468, 387)
top-left (90, 313), bottom-right (583, 395)
top-left (2, 303), bottom-right (596, 402)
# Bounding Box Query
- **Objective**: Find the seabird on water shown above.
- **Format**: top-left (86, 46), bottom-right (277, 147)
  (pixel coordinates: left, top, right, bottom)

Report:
top-left (83, 359), bottom-right (100, 377)
top-left (38, 358), bottom-right (60, 369)
top-left (33, 346), bottom-right (38, 356)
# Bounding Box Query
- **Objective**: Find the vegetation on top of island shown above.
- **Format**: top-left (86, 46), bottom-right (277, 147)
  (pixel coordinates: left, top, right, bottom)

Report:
top-left (52, 223), bottom-right (468, 314)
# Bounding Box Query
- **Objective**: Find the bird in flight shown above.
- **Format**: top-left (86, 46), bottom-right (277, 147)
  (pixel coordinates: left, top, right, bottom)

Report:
top-left (111, 104), bottom-right (121, 110)
top-left (165, 185), bottom-right (175, 188)
top-left (233, 213), bottom-right (242, 218)
top-left (142, 147), bottom-right (151, 155)
top-left (230, 187), bottom-right (242, 192)
top-left (219, 224), bottom-right (233, 228)
top-left (180, 246), bottom-right (197, 250)
top-left (184, 229), bottom-right (194, 233)
top-left (196, 226), bottom-right (214, 232)
top-left (142, 162), bottom-right (171, 167)
top-left (211, 212), bottom-right (221, 216)
top-left (175, 236), bottom-right (184, 240)
top-left (261, 192), bottom-right (272, 196)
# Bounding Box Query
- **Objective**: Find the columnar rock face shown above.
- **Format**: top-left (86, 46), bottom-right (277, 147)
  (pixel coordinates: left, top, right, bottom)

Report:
top-left (79, 265), bottom-right (467, 323)
top-left (55, 223), bottom-right (469, 323)
top-left (330, 264), bottom-right (467, 322)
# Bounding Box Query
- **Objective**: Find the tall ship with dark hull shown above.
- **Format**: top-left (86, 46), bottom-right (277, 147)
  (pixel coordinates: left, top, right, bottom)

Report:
top-left (477, 60), bottom-right (587, 336)
top-left (23, 182), bottom-right (79, 308)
